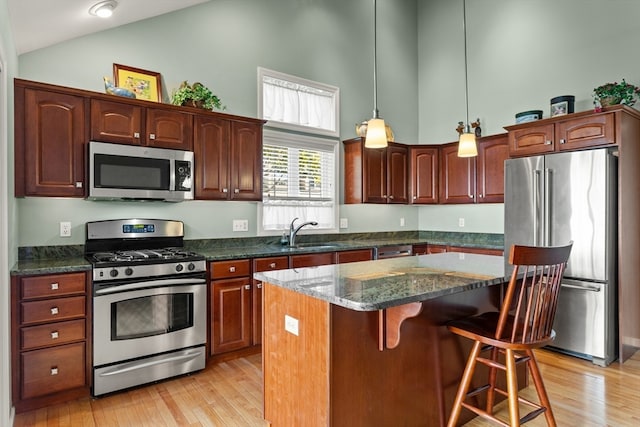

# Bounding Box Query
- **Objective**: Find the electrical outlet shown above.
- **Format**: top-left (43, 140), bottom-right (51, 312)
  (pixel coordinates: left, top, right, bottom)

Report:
top-left (59, 221), bottom-right (72, 237)
top-left (339, 218), bottom-right (348, 229)
top-left (400, 217), bottom-right (405, 227)
top-left (284, 314), bottom-right (299, 336)
top-left (232, 219), bottom-right (249, 232)
top-left (458, 218), bottom-right (465, 227)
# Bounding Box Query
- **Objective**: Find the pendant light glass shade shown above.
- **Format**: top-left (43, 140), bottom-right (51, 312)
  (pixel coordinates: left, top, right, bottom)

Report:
top-left (365, 117), bottom-right (387, 148)
top-left (457, 132), bottom-right (477, 157)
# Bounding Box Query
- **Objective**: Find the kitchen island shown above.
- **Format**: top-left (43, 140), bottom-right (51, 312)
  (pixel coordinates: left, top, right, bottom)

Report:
top-left (255, 252), bottom-right (516, 427)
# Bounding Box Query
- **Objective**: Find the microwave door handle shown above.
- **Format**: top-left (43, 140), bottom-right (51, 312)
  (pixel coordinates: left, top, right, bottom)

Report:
top-left (95, 277), bottom-right (206, 295)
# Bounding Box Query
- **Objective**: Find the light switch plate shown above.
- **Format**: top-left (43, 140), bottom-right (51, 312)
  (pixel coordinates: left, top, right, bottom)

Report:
top-left (339, 218), bottom-right (348, 229)
top-left (232, 219), bottom-right (249, 232)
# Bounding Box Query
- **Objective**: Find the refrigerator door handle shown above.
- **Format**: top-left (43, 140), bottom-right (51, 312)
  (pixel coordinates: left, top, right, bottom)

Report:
top-left (534, 169), bottom-right (543, 246)
top-left (560, 282), bottom-right (601, 292)
top-left (544, 168), bottom-right (552, 246)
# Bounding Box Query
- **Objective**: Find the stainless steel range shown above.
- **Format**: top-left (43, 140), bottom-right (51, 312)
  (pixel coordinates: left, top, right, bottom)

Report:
top-left (86, 219), bottom-right (207, 396)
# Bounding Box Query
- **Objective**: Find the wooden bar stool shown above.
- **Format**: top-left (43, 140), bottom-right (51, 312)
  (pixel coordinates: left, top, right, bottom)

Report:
top-left (446, 243), bottom-right (573, 427)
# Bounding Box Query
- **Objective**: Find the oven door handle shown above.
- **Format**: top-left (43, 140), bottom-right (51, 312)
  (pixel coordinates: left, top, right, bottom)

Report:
top-left (95, 277), bottom-right (206, 295)
top-left (98, 348), bottom-right (204, 377)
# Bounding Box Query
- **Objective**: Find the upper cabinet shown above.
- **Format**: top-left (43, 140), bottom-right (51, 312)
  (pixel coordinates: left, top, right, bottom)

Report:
top-left (14, 81), bottom-right (87, 197)
top-left (439, 134), bottom-right (508, 204)
top-left (505, 110), bottom-right (616, 157)
top-left (193, 115), bottom-right (264, 201)
top-left (410, 146), bottom-right (439, 204)
top-left (343, 138), bottom-right (409, 204)
top-left (90, 98), bottom-right (194, 150)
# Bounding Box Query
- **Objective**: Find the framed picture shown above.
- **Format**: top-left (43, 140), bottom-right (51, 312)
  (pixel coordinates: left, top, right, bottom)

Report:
top-left (113, 63), bottom-right (162, 102)
top-left (551, 100), bottom-right (569, 117)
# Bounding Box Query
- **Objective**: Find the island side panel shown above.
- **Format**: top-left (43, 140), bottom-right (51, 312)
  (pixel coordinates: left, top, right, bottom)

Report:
top-left (263, 283), bottom-right (330, 427)
top-left (330, 285), bottom-right (511, 427)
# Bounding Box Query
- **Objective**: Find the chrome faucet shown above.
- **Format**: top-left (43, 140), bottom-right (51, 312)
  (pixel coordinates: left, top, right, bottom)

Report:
top-left (288, 217), bottom-right (318, 246)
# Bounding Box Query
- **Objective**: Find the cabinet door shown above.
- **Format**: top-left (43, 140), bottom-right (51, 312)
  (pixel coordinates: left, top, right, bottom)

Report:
top-left (427, 244), bottom-right (448, 254)
top-left (252, 256), bottom-right (289, 345)
top-left (229, 121), bottom-right (263, 201)
top-left (363, 148), bottom-right (387, 203)
top-left (439, 144), bottom-right (475, 204)
top-left (210, 278), bottom-right (252, 354)
top-left (476, 134), bottom-right (508, 203)
top-left (556, 113), bottom-right (615, 151)
top-left (194, 115), bottom-right (230, 199)
top-left (410, 147), bottom-right (438, 204)
top-left (387, 144), bottom-right (409, 204)
top-left (21, 342), bottom-right (86, 399)
top-left (412, 244), bottom-right (429, 256)
top-left (508, 123), bottom-right (555, 157)
top-left (22, 89), bottom-right (86, 197)
top-left (90, 99), bottom-right (143, 145)
top-left (336, 249), bottom-right (373, 264)
top-left (145, 108), bottom-right (193, 150)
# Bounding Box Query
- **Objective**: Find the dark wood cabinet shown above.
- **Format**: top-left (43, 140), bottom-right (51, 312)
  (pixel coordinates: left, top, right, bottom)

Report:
top-left (410, 146), bottom-right (439, 204)
top-left (14, 83), bottom-right (87, 197)
top-left (252, 256), bottom-right (289, 345)
top-left (194, 116), bottom-right (263, 201)
top-left (289, 252), bottom-right (336, 268)
top-left (11, 272), bottom-right (90, 412)
top-left (506, 111), bottom-right (615, 157)
top-left (343, 138), bottom-right (409, 204)
top-left (210, 259), bottom-right (252, 355)
top-left (90, 98), bottom-right (193, 150)
top-left (336, 249), bottom-right (373, 264)
top-left (447, 246), bottom-right (503, 256)
top-left (412, 244), bottom-right (429, 256)
top-left (440, 134), bottom-right (508, 204)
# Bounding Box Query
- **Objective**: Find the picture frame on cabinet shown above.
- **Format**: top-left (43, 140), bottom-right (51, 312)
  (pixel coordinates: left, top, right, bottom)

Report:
top-left (113, 63), bottom-right (162, 102)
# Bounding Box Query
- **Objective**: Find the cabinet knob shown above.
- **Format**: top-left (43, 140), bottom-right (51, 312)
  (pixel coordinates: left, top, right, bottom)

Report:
top-left (222, 188), bottom-right (228, 193)
top-left (382, 195), bottom-right (387, 198)
top-left (50, 307), bottom-right (59, 315)
top-left (50, 282), bottom-right (59, 290)
top-left (545, 140), bottom-right (552, 145)
top-left (257, 283), bottom-right (263, 289)
top-left (269, 262), bottom-right (276, 268)
top-left (75, 182), bottom-right (83, 188)
top-left (413, 196), bottom-right (417, 200)
top-left (229, 266), bottom-right (236, 273)
top-left (51, 331), bottom-right (59, 340)
top-left (50, 367), bottom-right (58, 376)
top-left (234, 189), bottom-right (240, 193)
top-left (149, 133), bottom-right (156, 140)
top-left (479, 193), bottom-right (483, 198)
top-left (468, 194), bottom-right (473, 199)
top-left (244, 284), bottom-right (251, 290)
top-left (560, 139), bottom-right (566, 144)
top-left (389, 195), bottom-right (394, 199)
top-left (133, 132), bottom-right (140, 138)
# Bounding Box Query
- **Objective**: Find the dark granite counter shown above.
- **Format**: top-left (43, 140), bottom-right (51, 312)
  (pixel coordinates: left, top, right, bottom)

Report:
top-left (254, 251), bottom-right (505, 311)
top-left (10, 257), bottom-right (92, 276)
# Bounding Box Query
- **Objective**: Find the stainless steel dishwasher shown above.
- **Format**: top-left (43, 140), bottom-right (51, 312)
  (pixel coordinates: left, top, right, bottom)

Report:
top-left (374, 244), bottom-right (413, 259)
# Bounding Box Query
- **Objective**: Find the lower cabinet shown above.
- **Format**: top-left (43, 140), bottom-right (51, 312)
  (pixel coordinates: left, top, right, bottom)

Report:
top-left (289, 252), bottom-right (336, 268)
top-left (210, 259), bottom-right (252, 355)
top-left (427, 244), bottom-right (503, 256)
top-left (11, 272), bottom-right (90, 412)
top-left (336, 249), bottom-right (373, 264)
top-left (252, 256), bottom-right (289, 346)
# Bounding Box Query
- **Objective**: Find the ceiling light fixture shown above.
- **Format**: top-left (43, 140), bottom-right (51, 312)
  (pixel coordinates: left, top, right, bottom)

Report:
top-left (89, 0), bottom-right (118, 18)
top-left (457, 0), bottom-right (478, 158)
top-left (365, 0), bottom-right (388, 149)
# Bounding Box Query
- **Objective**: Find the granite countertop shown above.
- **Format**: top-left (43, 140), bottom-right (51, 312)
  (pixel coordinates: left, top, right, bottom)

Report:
top-left (254, 252), bottom-right (506, 311)
top-left (10, 257), bottom-right (92, 276)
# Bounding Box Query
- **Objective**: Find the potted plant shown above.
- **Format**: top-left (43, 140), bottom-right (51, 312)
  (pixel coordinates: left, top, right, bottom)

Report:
top-left (593, 79), bottom-right (640, 107)
top-left (170, 81), bottom-right (225, 111)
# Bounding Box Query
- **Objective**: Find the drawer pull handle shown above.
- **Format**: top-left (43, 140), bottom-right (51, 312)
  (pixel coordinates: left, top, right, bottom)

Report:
top-left (229, 266), bottom-right (236, 273)
top-left (75, 182), bottom-right (83, 188)
top-left (222, 188), bottom-right (228, 193)
top-left (149, 133), bottom-right (156, 140)
top-left (51, 367), bottom-right (58, 376)
top-left (51, 307), bottom-right (59, 315)
top-left (269, 263), bottom-right (276, 268)
top-left (257, 283), bottom-right (262, 289)
top-left (244, 284), bottom-right (251, 290)
top-left (51, 331), bottom-right (59, 340)
top-left (234, 188), bottom-right (240, 193)
top-left (50, 282), bottom-right (59, 290)
top-left (560, 139), bottom-right (566, 144)
top-left (545, 140), bottom-right (552, 145)
top-left (133, 132), bottom-right (140, 138)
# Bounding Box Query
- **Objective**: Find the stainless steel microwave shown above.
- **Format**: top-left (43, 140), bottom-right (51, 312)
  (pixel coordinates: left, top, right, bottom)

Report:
top-left (88, 141), bottom-right (194, 202)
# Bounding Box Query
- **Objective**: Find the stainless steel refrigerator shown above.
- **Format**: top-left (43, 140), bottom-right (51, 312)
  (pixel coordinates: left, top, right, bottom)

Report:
top-left (504, 148), bottom-right (617, 366)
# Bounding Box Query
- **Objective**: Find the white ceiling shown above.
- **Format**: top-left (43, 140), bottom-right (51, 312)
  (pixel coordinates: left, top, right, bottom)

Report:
top-left (8, 0), bottom-right (211, 55)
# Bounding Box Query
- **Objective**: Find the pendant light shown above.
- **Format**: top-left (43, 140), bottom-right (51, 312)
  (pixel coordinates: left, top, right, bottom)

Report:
top-left (365, 0), bottom-right (388, 149)
top-left (457, 0), bottom-right (478, 157)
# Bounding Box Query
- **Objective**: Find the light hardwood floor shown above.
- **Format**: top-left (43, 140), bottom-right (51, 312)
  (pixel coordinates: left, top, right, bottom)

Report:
top-left (13, 349), bottom-right (640, 426)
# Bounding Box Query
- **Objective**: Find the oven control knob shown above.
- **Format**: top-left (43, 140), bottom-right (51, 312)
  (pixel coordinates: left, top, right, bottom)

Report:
top-left (188, 263), bottom-right (196, 271)
top-left (175, 264), bottom-right (184, 272)
top-left (110, 269), bottom-right (119, 278)
top-left (124, 267), bottom-right (133, 276)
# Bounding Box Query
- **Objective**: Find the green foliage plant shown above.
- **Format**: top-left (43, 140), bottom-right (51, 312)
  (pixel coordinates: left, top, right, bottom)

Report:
top-left (593, 79), bottom-right (640, 107)
top-left (171, 81), bottom-right (225, 111)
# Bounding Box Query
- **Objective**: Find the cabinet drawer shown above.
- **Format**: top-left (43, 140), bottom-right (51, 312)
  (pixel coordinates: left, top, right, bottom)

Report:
top-left (21, 272), bottom-right (85, 300)
top-left (253, 256), bottom-right (289, 272)
top-left (336, 249), bottom-right (373, 264)
top-left (21, 319), bottom-right (86, 351)
top-left (21, 342), bottom-right (86, 399)
top-left (21, 296), bottom-right (86, 325)
top-left (211, 259), bottom-right (250, 279)
top-left (289, 252), bottom-right (335, 268)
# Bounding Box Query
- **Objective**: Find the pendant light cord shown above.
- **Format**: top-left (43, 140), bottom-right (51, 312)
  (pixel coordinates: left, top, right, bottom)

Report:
top-left (372, 0), bottom-right (379, 119)
top-left (463, 0), bottom-right (470, 132)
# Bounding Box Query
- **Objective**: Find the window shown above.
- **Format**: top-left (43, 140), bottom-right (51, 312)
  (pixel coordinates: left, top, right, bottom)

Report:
top-left (258, 68), bottom-right (340, 233)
